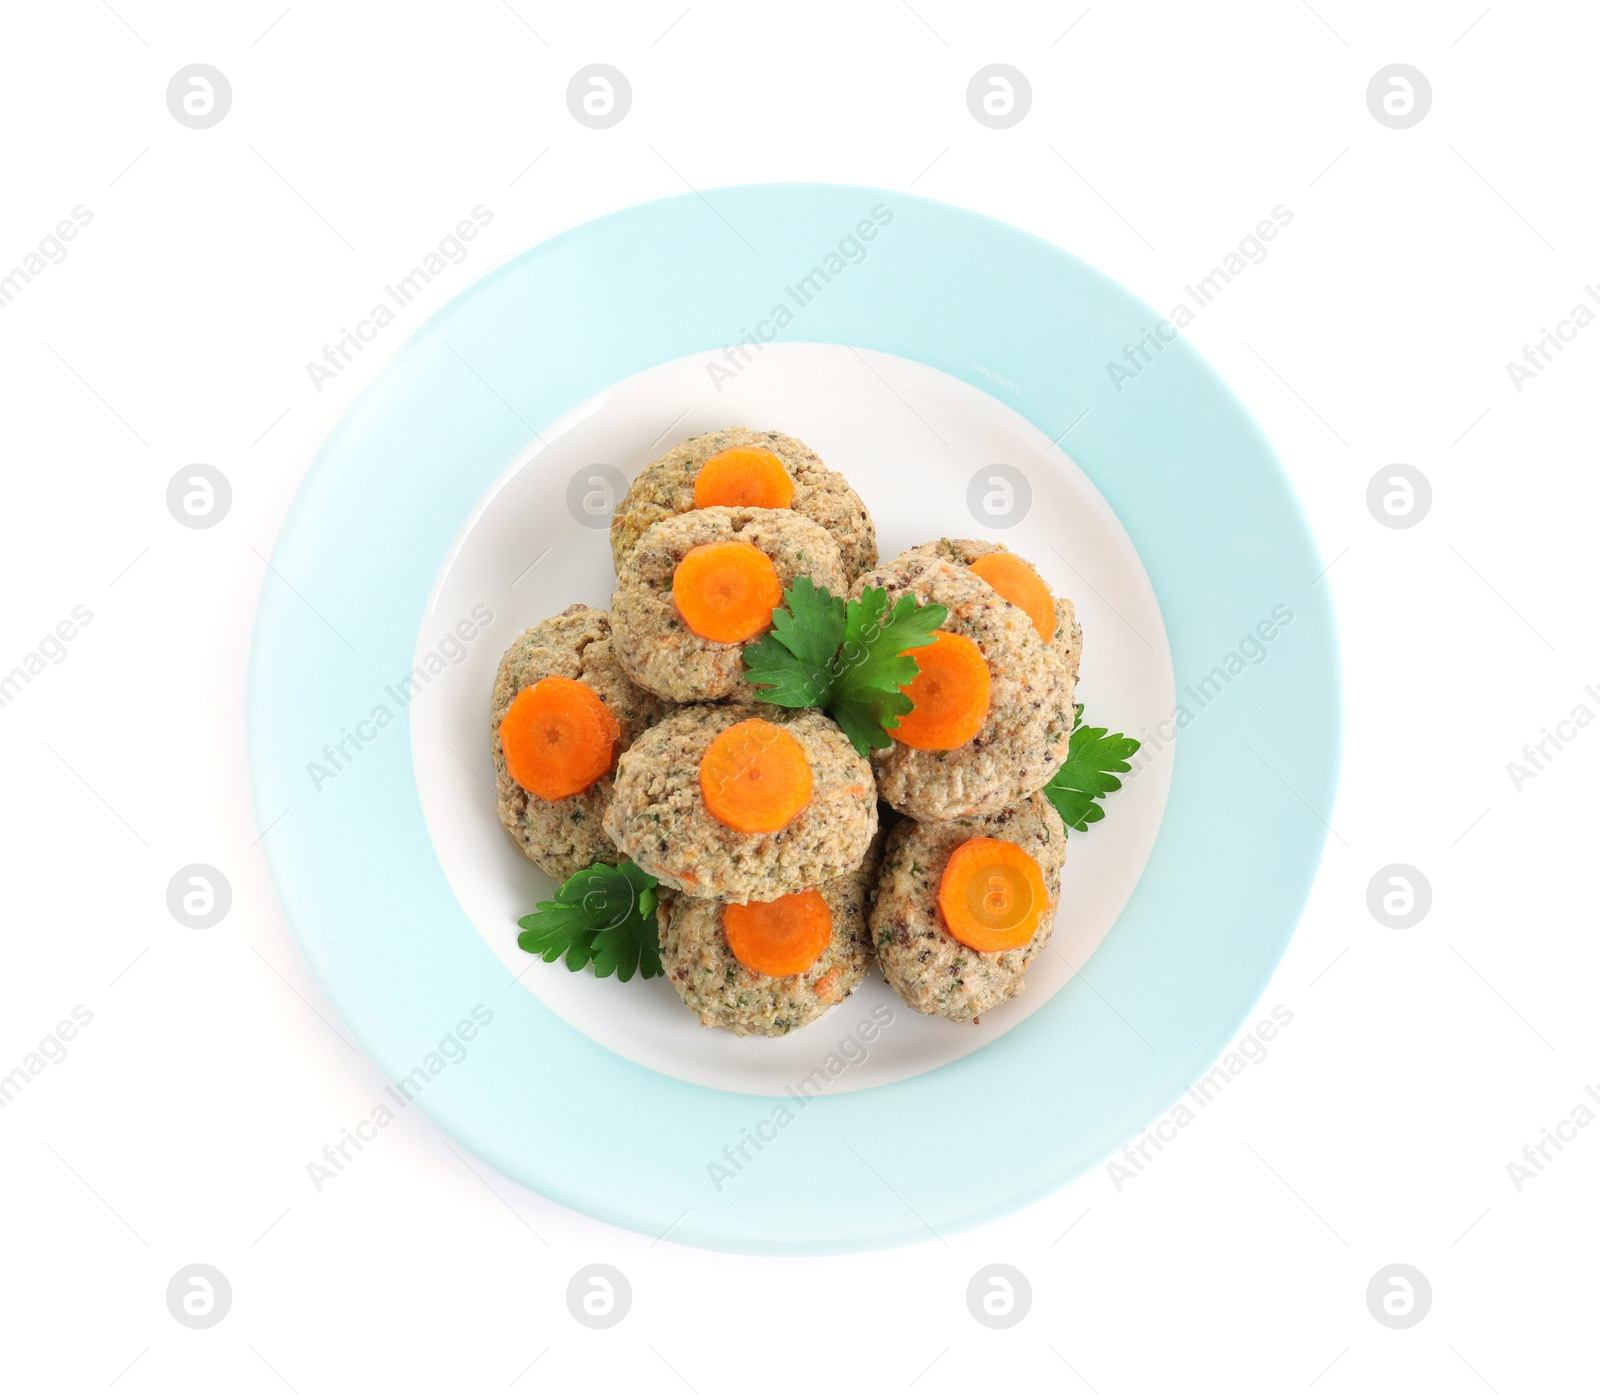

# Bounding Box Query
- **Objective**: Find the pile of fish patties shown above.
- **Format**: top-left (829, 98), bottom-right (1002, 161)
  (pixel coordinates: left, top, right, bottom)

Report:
top-left (492, 425), bottom-right (1080, 1034)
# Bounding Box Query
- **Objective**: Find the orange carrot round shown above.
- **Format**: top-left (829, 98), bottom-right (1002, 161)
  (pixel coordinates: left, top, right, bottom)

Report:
top-left (723, 889), bottom-right (833, 976)
top-left (938, 837), bottom-right (1049, 952)
top-left (672, 540), bottom-right (783, 643)
top-left (891, 630), bottom-right (991, 750)
top-left (499, 676), bottom-right (620, 800)
top-left (693, 447), bottom-right (796, 510)
top-left (699, 718), bottom-right (813, 832)
top-left (969, 552), bottom-right (1057, 644)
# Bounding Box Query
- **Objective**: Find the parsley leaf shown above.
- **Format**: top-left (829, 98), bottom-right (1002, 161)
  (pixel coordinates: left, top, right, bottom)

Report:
top-left (836, 586), bottom-right (945, 700)
top-left (828, 684), bottom-right (913, 756)
top-left (772, 575), bottom-right (846, 673)
top-left (742, 576), bottom-right (847, 706)
top-left (828, 588), bottom-right (946, 752)
top-left (516, 859), bottom-right (663, 981)
top-left (741, 636), bottom-right (833, 707)
top-left (742, 579), bottom-right (947, 755)
top-left (1043, 705), bottom-right (1142, 833)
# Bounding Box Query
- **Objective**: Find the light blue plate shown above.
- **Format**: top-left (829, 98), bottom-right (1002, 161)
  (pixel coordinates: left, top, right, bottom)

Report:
top-left (249, 184), bottom-right (1340, 1253)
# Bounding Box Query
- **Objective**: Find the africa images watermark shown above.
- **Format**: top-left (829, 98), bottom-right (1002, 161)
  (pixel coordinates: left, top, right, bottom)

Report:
top-left (1124, 603), bottom-right (1296, 780)
top-left (1106, 1003), bottom-right (1295, 1191)
top-left (305, 1005), bottom-right (493, 1192)
top-left (970, 361), bottom-right (1022, 397)
top-left (304, 204), bottom-right (495, 392)
top-left (0, 603), bottom-right (94, 713)
top-left (1505, 682), bottom-right (1600, 792)
top-left (0, 205), bottom-right (94, 311)
top-left (706, 1002), bottom-right (895, 1193)
top-left (306, 604), bottom-right (494, 793)
top-left (1505, 1080), bottom-right (1600, 1193)
top-left (1504, 281), bottom-right (1600, 392)
top-left (0, 1005), bottom-right (94, 1111)
top-left (1106, 205), bottom-right (1294, 392)
top-left (705, 203), bottom-right (895, 392)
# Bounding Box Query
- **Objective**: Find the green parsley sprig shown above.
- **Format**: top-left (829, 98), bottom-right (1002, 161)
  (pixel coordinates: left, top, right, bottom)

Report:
top-left (742, 577), bottom-right (948, 756)
top-left (1043, 705), bottom-right (1142, 833)
top-left (516, 859), bottom-right (663, 981)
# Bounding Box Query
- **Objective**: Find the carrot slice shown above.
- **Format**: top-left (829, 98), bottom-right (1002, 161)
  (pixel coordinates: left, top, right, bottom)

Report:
top-left (723, 889), bottom-right (833, 976)
top-left (812, 965), bottom-right (845, 1002)
top-left (969, 552), bottom-right (1057, 643)
top-left (500, 676), bottom-right (620, 800)
top-left (891, 630), bottom-right (991, 750)
top-left (672, 540), bottom-right (783, 643)
top-left (699, 718), bottom-right (813, 832)
top-left (938, 837), bottom-right (1050, 952)
top-left (693, 447), bottom-right (796, 510)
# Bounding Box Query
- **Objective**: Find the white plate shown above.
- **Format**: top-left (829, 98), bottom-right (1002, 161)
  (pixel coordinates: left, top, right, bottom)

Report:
top-left (412, 342), bottom-right (1175, 1095)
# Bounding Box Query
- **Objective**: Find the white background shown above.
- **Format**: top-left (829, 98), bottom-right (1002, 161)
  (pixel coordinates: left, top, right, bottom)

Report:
top-left (2, 1), bottom-right (1596, 1391)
